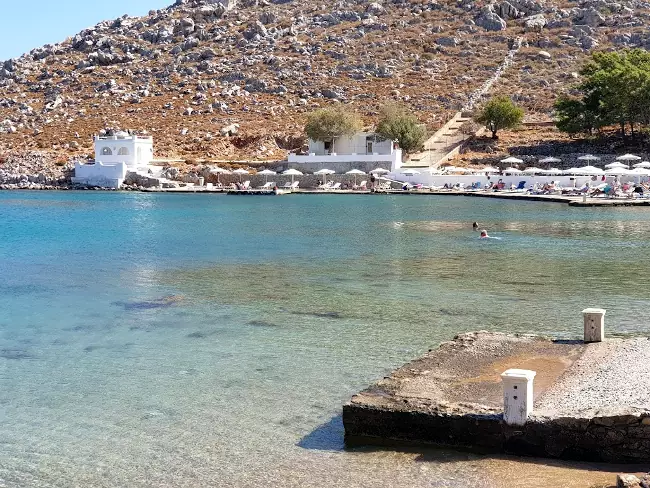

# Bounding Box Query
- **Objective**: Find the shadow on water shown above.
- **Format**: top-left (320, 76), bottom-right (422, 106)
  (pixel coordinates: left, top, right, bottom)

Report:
top-left (297, 415), bottom-right (346, 452)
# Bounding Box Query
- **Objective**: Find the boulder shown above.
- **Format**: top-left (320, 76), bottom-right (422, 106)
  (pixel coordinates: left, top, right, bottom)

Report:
top-left (475, 7), bottom-right (507, 31)
top-left (617, 474), bottom-right (641, 488)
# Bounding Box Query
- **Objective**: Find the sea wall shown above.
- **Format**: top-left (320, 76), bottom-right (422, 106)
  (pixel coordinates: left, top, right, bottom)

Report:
top-left (343, 405), bottom-right (650, 463)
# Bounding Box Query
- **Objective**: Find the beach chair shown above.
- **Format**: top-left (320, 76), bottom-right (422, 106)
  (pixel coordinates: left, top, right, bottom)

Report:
top-left (242, 181), bottom-right (251, 190)
top-left (354, 180), bottom-right (367, 190)
top-left (259, 182), bottom-right (272, 189)
top-left (317, 181), bottom-right (332, 190)
top-left (290, 181), bottom-right (300, 189)
top-left (283, 181), bottom-right (292, 189)
top-left (330, 182), bottom-right (341, 190)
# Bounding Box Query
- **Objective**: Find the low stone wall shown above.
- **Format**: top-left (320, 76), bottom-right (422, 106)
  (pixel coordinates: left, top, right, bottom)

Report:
top-left (343, 401), bottom-right (650, 463)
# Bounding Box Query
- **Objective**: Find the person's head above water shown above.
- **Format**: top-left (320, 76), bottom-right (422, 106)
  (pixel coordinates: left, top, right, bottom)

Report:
top-left (472, 222), bottom-right (479, 230)
top-left (480, 229), bottom-right (489, 238)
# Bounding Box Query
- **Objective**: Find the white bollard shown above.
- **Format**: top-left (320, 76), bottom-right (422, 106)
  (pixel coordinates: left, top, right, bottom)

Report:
top-left (582, 308), bottom-right (606, 343)
top-left (501, 369), bottom-right (536, 426)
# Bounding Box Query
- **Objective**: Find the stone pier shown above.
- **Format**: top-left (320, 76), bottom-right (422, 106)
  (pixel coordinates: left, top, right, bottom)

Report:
top-left (343, 332), bottom-right (650, 463)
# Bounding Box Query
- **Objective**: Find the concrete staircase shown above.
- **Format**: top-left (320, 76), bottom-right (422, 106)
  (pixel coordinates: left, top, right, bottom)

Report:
top-left (403, 36), bottom-right (524, 170)
top-left (403, 112), bottom-right (472, 168)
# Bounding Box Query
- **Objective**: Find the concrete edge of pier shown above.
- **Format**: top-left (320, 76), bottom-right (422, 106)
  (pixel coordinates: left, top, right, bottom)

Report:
top-left (342, 330), bottom-right (650, 463)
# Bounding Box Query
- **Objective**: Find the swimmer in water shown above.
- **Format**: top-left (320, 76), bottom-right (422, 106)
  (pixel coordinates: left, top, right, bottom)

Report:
top-left (480, 229), bottom-right (489, 238)
top-left (472, 222), bottom-right (479, 231)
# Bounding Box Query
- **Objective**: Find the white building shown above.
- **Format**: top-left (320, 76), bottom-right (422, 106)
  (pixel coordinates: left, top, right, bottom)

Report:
top-left (288, 132), bottom-right (403, 173)
top-left (72, 132), bottom-right (154, 188)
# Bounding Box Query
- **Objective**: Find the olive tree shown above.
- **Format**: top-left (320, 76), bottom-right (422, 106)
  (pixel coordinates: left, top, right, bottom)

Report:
top-left (376, 104), bottom-right (427, 153)
top-left (304, 107), bottom-right (362, 142)
top-left (474, 96), bottom-right (524, 139)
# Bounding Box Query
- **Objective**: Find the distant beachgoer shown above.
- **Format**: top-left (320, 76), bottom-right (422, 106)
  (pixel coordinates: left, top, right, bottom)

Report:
top-left (480, 229), bottom-right (489, 238)
top-left (473, 222), bottom-right (479, 231)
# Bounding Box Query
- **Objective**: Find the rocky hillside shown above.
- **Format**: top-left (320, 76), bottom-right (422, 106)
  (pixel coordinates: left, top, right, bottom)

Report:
top-left (0, 0), bottom-right (648, 164)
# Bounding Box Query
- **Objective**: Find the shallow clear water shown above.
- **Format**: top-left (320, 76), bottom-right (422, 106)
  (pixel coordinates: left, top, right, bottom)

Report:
top-left (1, 191), bottom-right (649, 487)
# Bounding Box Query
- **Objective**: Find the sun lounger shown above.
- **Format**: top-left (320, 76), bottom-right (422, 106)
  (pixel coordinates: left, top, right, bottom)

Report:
top-left (283, 181), bottom-right (292, 189)
top-left (259, 182), bottom-right (273, 189)
top-left (330, 182), bottom-right (341, 190)
top-left (290, 181), bottom-right (299, 189)
top-left (353, 180), bottom-right (367, 190)
top-left (242, 181), bottom-right (251, 190)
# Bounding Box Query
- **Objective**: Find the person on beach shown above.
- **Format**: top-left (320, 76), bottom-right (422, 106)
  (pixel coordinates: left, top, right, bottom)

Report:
top-left (473, 222), bottom-right (479, 231)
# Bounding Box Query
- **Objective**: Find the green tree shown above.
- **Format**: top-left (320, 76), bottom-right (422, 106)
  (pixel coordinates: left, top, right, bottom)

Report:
top-left (474, 96), bottom-right (524, 139)
top-left (554, 96), bottom-right (600, 136)
top-left (375, 104), bottom-right (427, 153)
top-left (568, 49), bottom-right (650, 139)
top-left (304, 107), bottom-right (362, 142)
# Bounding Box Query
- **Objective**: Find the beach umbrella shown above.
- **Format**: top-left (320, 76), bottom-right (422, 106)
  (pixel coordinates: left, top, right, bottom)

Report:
top-left (480, 166), bottom-right (500, 173)
top-left (630, 167), bottom-right (650, 175)
top-left (633, 161), bottom-right (650, 168)
top-left (577, 165), bottom-right (604, 174)
top-left (616, 153), bottom-right (641, 161)
top-left (282, 168), bottom-right (303, 184)
top-left (501, 156), bottom-right (523, 164)
top-left (605, 167), bottom-right (631, 175)
top-left (539, 156), bottom-right (562, 164)
top-left (543, 168), bottom-right (563, 174)
top-left (370, 168), bottom-right (390, 175)
top-left (523, 167), bottom-right (544, 174)
top-left (577, 154), bottom-right (600, 162)
top-left (257, 169), bottom-right (277, 183)
top-left (314, 168), bottom-right (335, 185)
top-left (503, 167), bottom-right (523, 173)
top-left (605, 161), bottom-right (629, 169)
top-left (209, 166), bottom-right (231, 184)
top-left (232, 168), bottom-right (249, 182)
top-left (345, 169), bottom-right (366, 186)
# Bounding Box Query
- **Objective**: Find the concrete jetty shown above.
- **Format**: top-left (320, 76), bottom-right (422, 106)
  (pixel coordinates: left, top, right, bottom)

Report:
top-left (343, 331), bottom-right (650, 463)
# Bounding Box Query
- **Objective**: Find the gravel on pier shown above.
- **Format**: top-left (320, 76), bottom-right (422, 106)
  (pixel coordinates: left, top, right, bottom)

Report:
top-left (534, 338), bottom-right (650, 417)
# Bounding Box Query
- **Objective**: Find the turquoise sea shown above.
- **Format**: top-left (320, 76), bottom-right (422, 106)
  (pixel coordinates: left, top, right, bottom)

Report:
top-left (1, 191), bottom-right (650, 487)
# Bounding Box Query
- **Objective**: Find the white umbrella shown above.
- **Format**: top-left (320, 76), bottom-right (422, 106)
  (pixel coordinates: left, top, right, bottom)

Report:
top-left (232, 168), bottom-right (249, 183)
top-left (563, 167), bottom-right (581, 174)
top-left (579, 165), bottom-right (604, 174)
top-left (346, 169), bottom-right (366, 186)
top-left (314, 168), bottom-right (335, 185)
top-left (630, 167), bottom-right (650, 175)
top-left (209, 166), bottom-right (231, 183)
top-left (605, 162), bottom-right (629, 169)
top-left (503, 167), bottom-right (523, 173)
top-left (605, 167), bottom-right (631, 175)
top-left (616, 153), bottom-right (641, 161)
top-left (282, 168), bottom-right (303, 184)
top-left (523, 167), bottom-right (544, 174)
top-left (539, 156), bottom-right (562, 163)
top-left (257, 169), bottom-right (277, 183)
top-left (370, 168), bottom-right (390, 174)
top-left (633, 161), bottom-right (650, 168)
top-left (577, 154), bottom-right (600, 161)
top-left (480, 166), bottom-right (500, 172)
top-left (542, 168), bottom-right (563, 174)
top-left (501, 156), bottom-right (524, 164)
